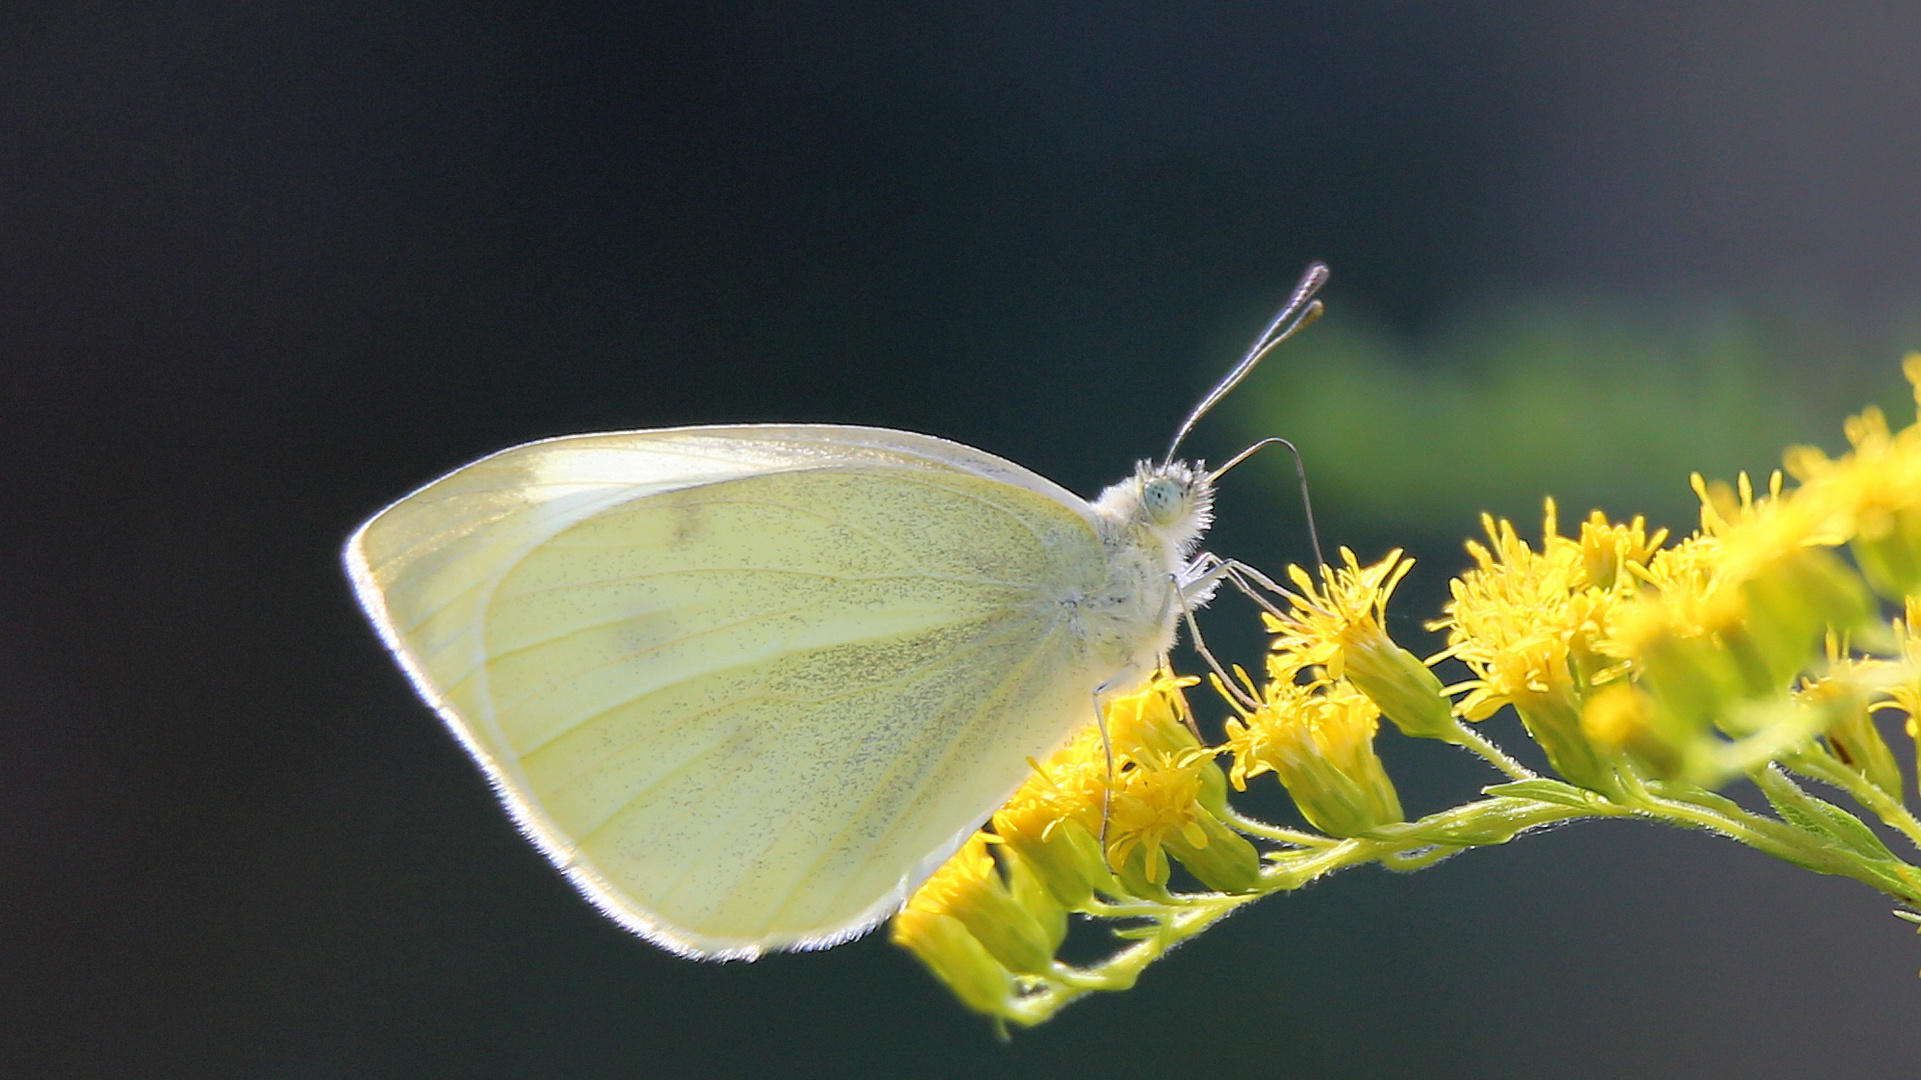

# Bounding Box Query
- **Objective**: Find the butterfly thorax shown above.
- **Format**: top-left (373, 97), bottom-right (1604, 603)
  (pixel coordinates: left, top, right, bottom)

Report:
top-left (1063, 460), bottom-right (1216, 683)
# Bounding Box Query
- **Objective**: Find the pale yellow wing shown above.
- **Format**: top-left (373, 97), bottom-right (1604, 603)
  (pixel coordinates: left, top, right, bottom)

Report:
top-left (344, 425), bottom-right (1108, 958)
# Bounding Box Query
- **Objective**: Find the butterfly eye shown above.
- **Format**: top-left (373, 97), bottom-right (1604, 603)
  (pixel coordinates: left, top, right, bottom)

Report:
top-left (1142, 476), bottom-right (1185, 525)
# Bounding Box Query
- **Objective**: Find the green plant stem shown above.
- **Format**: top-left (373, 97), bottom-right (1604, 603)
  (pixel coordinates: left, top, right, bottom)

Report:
top-left (1447, 723), bottom-right (1537, 780)
top-left (1002, 795), bottom-right (1606, 1026)
top-left (1626, 779), bottom-right (1921, 901)
top-left (1003, 759), bottom-right (1921, 1028)
top-left (1630, 786), bottom-right (1813, 857)
top-left (1217, 807), bottom-right (1343, 846)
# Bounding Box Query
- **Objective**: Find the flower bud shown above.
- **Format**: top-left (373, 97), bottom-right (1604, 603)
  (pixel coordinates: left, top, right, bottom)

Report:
top-left (901, 834), bottom-right (1058, 976)
top-left (1110, 841), bottom-right (1174, 899)
top-left (1581, 681), bottom-right (1687, 778)
top-left (1001, 845), bottom-right (1068, 955)
top-left (1738, 549), bottom-right (1874, 692)
top-left (1808, 675), bottom-right (1905, 799)
top-left (1163, 810), bottom-right (1262, 894)
top-left (1341, 629), bottom-right (1460, 741)
top-left (1224, 682), bottom-right (1403, 837)
top-left (1514, 696), bottom-right (1619, 796)
top-left (992, 812), bottom-right (1110, 909)
top-left (890, 907), bottom-right (1018, 1018)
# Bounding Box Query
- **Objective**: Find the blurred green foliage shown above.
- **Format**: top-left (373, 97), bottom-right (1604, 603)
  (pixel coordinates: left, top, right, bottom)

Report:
top-left (1229, 299), bottom-right (1919, 544)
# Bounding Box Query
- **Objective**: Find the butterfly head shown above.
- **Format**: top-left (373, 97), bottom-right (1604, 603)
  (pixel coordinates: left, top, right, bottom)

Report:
top-left (1097, 460), bottom-right (1214, 560)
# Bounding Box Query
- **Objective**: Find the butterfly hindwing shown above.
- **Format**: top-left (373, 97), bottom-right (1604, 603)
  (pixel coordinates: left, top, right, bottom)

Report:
top-left (347, 426), bottom-right (1109, 956)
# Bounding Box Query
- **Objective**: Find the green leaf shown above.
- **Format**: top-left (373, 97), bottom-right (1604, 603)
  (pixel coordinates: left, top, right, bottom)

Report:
top-left (1482, 779), bottom-right (1606, 810)
top-left (1856, 862), bottom-right (1921, 901)
top-left (1807, 798), bottom-right (1902, 863)
top-left (1754, 766), bottom-right (1899, 862)
top-left (1640, 780), bottom-right (1748, 819)
top-left (1754, 767), bottom-right (1831, 833)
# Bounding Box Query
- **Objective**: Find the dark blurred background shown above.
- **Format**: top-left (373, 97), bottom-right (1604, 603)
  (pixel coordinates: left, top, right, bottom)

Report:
top-left (9, 3), bottom-right (1921, 1076)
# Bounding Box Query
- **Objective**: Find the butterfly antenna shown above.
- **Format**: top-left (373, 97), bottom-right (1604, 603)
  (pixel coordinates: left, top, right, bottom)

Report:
top-left (1162, 262), bottom-right (1329, 467)
top-left (1209, 436), bottom-right (1327, 570)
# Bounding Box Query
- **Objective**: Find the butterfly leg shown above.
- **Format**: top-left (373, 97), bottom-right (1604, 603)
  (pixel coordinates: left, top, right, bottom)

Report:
top-left (1091, 665), bottom-right (1141, 870)
top-left (1170, 561), bottom-right (1262, 710)
top-left (1218, 558), bottom-right (1294, 609)
top-left (1186, 553), bottom-right (1290, 617)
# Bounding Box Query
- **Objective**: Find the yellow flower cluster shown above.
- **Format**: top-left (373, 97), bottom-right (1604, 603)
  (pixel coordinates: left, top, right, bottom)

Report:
top-left (890, 676), bottom-right (1263, 1021)
top-left (1220, 678), bottom-right (1402, 837)
top-left (1433, 359), bottom-right (1921, 791)
top-left (1788, 354), bottom-right (1921, 598)
top-left (896, 359), bottom-right (1921, 1027)
top-left (1266, 548), bottom-right (1459, 741)
top-left (1229, 547), bottom-right (1439, 833)
top-left (1434, 506), bottom-right (1657, 790)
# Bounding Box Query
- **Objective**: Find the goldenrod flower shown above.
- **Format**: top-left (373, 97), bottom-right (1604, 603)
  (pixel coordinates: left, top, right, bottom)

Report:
top-left (1877, 597), bottom-right (1921, 795)
top-left (1222, 680), bottom-right (1403, 837)
top-left (1267, 547), bottom-right (1411, 679)
top-left (1578, 510), bottom-right (1668, 592)
top-left (987, 676), bottom-right (1255, 899)
top-left (896, 833), bottom-right (1060, 976)
top-left (1437, 504), bottom-right (1624, 790)
top-left (1783, 355), bottom-right (1921, 597)
top-left (1103, 745), bottom-right (1212, 888)
top-left (987, 678), bottom-right (1199, 850)
top-left (1442, 504), bottom-right (1608, 715)
top-left (1269, 548), bottom-right (1456, 739)
top-left (890, 904), bottom-right (1018, 1018)
top-left (1621, 470), bottom-right (1829, 650)
top-left (1606, 467), bottom-right (1873, 751)
top-left (991, 728), bottom-right (1112, 908)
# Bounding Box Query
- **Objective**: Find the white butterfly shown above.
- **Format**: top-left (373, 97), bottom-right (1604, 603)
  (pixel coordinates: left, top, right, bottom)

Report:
top-left (344, 265), bottom-right (1327, 959)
